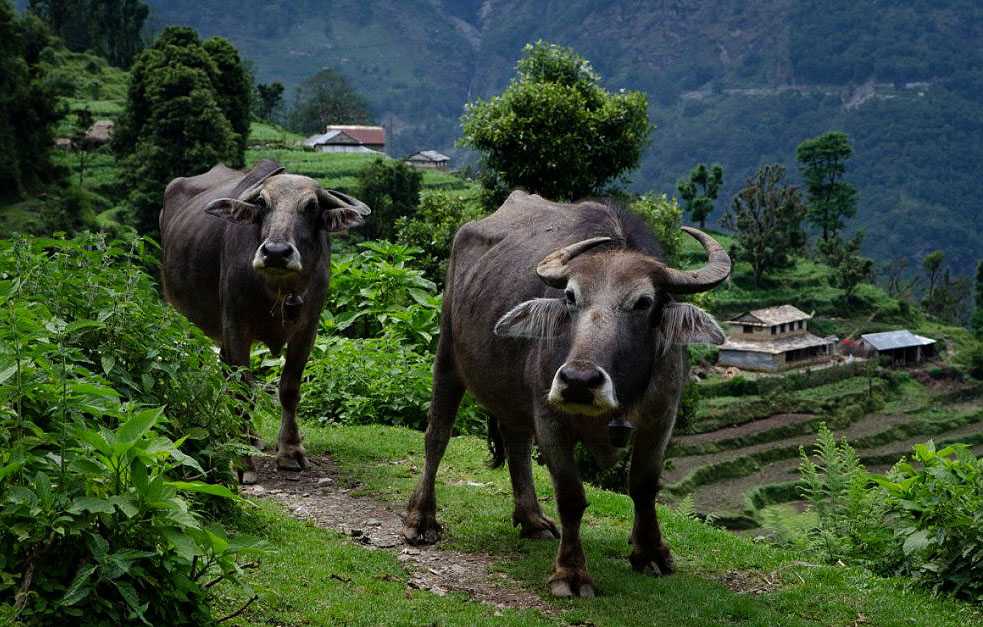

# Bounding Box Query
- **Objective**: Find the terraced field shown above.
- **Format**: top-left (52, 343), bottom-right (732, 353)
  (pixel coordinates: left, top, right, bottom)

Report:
top-left (666, 370), bottom-right (983, 529)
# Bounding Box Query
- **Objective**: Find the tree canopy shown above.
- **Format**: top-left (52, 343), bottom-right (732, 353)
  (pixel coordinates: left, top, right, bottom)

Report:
top-left (460, 41), bottom-right (650, 202)
top-left (114, 26), bottom-right (244, 234)
top-left (202, 36), bottom-right (252, 164)
top-left (722, 164), bottom-right (806, 287)
top-left (28, 0), bottom-right (148, 67)
top-left (677, 163), bottom-right (723, 229)
top-left (355, 158), bottom-right (422, 241)
top-left (796, 131), bottom-right (857, 243)
top-left (287, 68), bottom-right (372, 135)
top-left (256, 81), bottom-right (285, 121)
top-left (0, 2), bottom-right (62, 197)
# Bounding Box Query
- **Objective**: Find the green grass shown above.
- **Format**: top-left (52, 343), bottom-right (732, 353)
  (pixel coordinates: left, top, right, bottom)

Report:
top-left (236, 418), bottom-right (982, 626)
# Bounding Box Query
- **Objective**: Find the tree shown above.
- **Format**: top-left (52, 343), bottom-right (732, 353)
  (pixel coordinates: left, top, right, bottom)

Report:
top-left (28, 0), bottom-right (148, 67)
top-left (0, 3), bottom-right (63, 197)
top-left (256, 81), bottom-right (285, 121)
top-left (114, 27), bottom-right (240, 234)
top-left (203, 36), bottom-right (252, 166)
top-left (460, 41), bottom-right (650, 202)
top-left (973, 261), bottom-right (983, 338)
top-left (631, 194), bottom-right (683, 267)
top-left (922, 250), bottom-right (945, 299)
top-left (819, 233), bottom-right (873, 303)
top-left (355, 158), bottom-right (422, 241)
top-left (677, 163), bottom-right (723, 229)
top-left (796, 131), bottom-right (857, 243)
top-left (70, 106), bottom-right (94, 187)
top-left (287, 68), bottom-right (372, 135)
top-left (722, 164), bottom-right (807, 287)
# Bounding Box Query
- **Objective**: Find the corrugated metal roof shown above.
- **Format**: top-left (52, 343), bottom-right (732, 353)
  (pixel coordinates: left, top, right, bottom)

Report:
top-left (729, 304), bottom-right (811, 326)
top-left (860, 330), bottom-right (935, 351)
top-left (406, 150), bottom-right (450, 162)
top-left (303, 130), bottom-right (345, 147)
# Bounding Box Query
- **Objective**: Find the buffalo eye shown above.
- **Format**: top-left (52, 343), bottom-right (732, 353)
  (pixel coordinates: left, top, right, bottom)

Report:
top-left (633, 295), bottom-right (654, 311)
top-left (564, 289), bottom-right (576, 306)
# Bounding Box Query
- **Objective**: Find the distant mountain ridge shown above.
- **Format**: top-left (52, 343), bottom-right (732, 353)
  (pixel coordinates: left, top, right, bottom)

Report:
top-left (136, 1), bottom-right (982, 271)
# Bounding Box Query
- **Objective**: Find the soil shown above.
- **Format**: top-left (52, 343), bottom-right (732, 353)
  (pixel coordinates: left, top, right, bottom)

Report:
top-left (241, 454), bottom-right (557, 615)
top-left (673, 413), bottom-right (817, 446)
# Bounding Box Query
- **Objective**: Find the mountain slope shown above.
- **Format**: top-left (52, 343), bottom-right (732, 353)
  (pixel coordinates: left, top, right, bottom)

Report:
top-left (143, 0), bottom-right (983, 270)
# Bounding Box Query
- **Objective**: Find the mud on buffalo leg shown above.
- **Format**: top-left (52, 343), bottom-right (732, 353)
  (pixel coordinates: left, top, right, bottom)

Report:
top-left (275, 324), bottom-right (316, 472)
top-left (627, 425), bottom-right (674, 576)
top-left (220, 325), bottom-right (259, 484)
top-left (500, 425), bottom-right (558, 539)
top-left (537, 427), bottom-right (594, 598)
top-left (403, 340), bottom-right (464, 545)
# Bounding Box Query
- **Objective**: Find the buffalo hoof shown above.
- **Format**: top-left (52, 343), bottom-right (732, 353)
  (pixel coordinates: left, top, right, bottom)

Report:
top-left (402, 511), bottom-right (442, 545)
top-left (548, 569), bottom-right (595, 598)
top-left (515, 513), bottom-right (560, 540)
top-left (629, 543), bottom-right (674, 576)
top-left (276, 445), bottom-right (308, 472)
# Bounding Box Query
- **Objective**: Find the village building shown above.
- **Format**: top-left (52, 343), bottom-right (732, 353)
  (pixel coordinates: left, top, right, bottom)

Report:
top-left (303, 125), bottom-right (385, 154)
top-left (858, 330), bottom-right (936, 365)
top-left (404, 150), bottom-right (450, 170)
top-left (717, 304), bottom-right (836, 372)
top-left (55, 119), bottom-right (114, 150)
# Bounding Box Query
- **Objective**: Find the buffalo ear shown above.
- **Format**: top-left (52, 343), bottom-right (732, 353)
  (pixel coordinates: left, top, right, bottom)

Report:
top-left (204, 198), bottom-right (261, 224)
top-left (494, 298), bottom-right (568, 339)
top-left (321, 207), bottom-right (365, 232)
top-left (658, 302), bottom-right (725, 346)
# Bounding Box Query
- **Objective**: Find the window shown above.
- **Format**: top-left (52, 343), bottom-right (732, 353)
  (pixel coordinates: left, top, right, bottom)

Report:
top-left (743, 325), bottom-right (753, 334)
top-left (780, 323), bottom-right (786, 333)
top-left (771, 326), bottom-right (776, 335)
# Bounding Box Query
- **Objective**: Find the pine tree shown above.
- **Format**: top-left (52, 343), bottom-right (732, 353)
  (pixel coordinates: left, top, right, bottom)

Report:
top-left (796, 131), bottom-right (857, 243)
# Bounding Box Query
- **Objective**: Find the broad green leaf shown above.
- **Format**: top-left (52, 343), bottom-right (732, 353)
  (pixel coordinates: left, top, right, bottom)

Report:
top-left (903, 528), bottom-right (931, 555)
top-left (101, 355), bottom-right (115, 375)
top-left (169, 449), bottom-right (205, 475)
top-left (115, 407), bottom-right (162, 448)
top-left (76, 428), bottom-right (112, 456)
top-left (109, 495), bottom-right (139, 518)
top-left (59, 564), bottom-right (97, 607)
top-left (0, 364), bottom-right (17, 387)
top-left (165, 481), bottom-right (235, 499)
top-left (68, 382), bottom-right (119, 399)
top-left (162, 527), bottom-right (200, 563)
top-left (68, 497), bottom-right (114, 515)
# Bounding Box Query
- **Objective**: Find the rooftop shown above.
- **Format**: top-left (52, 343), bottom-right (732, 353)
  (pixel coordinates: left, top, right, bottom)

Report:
top-left (406, 150), bottom-right (450, 162)
top-left (860, 330), bottom-right (935, 351)
top-left (720, 332), bottom-right (836, 355)
top-left (326, 125), bottom-right (385, 145)
top-left (729, 304), bottom-right (812, 327)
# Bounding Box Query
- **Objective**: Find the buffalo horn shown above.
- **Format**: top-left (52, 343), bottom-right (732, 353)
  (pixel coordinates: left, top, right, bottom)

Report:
top-left (316, 188), bottom-right (372, 216)
top-left (536, 236), bottom-right (614, 287)
top-left (657, 227), bottom-right (731, 294)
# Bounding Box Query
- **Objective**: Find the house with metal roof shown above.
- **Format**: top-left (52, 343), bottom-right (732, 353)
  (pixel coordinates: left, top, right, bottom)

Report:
top-left (405, 150), bottom-right (450, 170)
top-left (718, 305), bottom-right (836, 371)
top-left (303, 125), bottom-right (385, 154)
top-left (859, 330), bottom-right (936, 365)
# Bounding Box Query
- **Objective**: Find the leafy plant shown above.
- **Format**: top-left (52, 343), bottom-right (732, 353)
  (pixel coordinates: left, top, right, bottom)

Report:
top-left (394, 190), bottom-right (486, 285)
top-left (630, 193), bottom-right (683, 267)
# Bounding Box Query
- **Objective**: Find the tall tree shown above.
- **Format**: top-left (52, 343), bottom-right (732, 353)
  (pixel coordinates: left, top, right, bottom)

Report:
top-left (114, 26), bottom-right (239, 234)
top-left (28, 0), bottom-right (148, 67)
top-left (922, 250), bottom-right (945, 299)
top-left (70, 106), bottom-right (94, 187)
top-left (818, 232), bottom-right (873, 303)
top-left (796, 131), bottom-right (857, 243)
top-left (256, 81), bottom-right (285, 121)
top-left (203, 36), bottom-right (252, 166)
top-left (460, 40), bottom-right (650, 202)
top-left (0, 3), bottom-right (63, 197)
top-left (677, 163), bottom-right (723, 229)
top-left (722, 164), bottom-right (807, 287)
top-left (287, 68), bottom-right (372, 135)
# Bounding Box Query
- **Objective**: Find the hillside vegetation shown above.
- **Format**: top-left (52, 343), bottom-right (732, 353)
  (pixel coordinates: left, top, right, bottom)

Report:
top-left (143, 0), bottom-right (983, 269)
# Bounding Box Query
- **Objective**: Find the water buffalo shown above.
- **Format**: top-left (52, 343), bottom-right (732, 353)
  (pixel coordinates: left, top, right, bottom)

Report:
top-left (403, 190), bottom-right (730, 596)
top-left (160, 159), bottom-right (369, 483)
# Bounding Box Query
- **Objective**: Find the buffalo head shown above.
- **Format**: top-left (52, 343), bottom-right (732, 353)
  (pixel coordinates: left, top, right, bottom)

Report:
top-left (204, 173), bottom-right (369, 279)
top-left (494, 227), bottom-right (730, 416)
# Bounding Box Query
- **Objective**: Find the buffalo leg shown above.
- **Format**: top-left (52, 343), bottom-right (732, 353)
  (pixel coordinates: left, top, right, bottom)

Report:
top-left (500, 425), bottom-right (558, 539)
top-left (403, 344), bottom-right (464, 545)
top-left (275, 326), bottom-right (315, 471)
top-left (220, 328), bottom-right (259, 484)
top-left (538, 428), bottom-right (594, 598)
top-left (627, 425), bottom-right (674, 576)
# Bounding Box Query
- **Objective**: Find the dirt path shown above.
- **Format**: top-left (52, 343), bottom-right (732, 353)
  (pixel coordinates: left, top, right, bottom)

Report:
top-left (240, 454), bottom-right (556, 616)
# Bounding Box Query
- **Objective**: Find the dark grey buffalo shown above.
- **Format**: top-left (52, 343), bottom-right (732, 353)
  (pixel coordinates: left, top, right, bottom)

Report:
top-left (403, 190), bottom-right (730, 596)
top-left (160, 159), bottom-right (369, 483)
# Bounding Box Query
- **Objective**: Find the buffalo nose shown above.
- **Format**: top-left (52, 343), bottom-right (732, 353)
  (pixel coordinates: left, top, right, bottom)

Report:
top-left (559, 363), bottom-right (605, 389)
top-left (261, 241), bottom-right (292, 262)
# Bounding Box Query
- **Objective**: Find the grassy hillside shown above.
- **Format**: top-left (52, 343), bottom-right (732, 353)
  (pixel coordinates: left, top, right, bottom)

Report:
top-left (141, 0), bottom-right (983, 270)
top-left (213, 419), bottom-right (982, 626)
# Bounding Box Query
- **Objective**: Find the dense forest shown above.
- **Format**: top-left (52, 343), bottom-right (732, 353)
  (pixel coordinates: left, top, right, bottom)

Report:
top-left (137, 0), bottom-right (983, 270)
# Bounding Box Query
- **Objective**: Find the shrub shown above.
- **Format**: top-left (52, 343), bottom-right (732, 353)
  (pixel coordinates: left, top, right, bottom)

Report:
top-left (0, 234), bottom-right (262, 623)
top-left (630, 194), bottom-right (682, 266)
top-left (354, 158), bottom-right (422, 241)
top-left (394, 191), bottom-right (486, 285)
